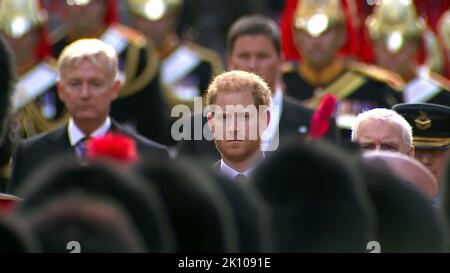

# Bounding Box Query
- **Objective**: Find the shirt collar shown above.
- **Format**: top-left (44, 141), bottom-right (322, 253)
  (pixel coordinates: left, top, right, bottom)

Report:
top-left (68, 117), bottom-right (111, 146)
top-left (220, 160), bottom-right (255, 180)
top-left (220, 152), bottom-right (265, 180)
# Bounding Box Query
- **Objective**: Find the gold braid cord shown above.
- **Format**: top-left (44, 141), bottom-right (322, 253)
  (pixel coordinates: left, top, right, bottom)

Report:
top-left (15, 101), bottom-right (69, 139)
top-left (119, 40), bottom-right (159, 99)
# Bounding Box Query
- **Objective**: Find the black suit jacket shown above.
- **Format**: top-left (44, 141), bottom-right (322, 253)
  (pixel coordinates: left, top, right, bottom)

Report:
top-left (177, 96), bottom-right (339, 163)
top-left (9, 120), bottom-right (168, 194)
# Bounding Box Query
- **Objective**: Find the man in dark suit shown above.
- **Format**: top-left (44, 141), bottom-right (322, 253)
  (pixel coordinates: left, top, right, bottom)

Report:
top-left (205, 70), bottom-right (271, 180)
top-left (9, 38), bottom-right (168, 194)
top-left (176, 15), bottom-right (339, 163)
top-left (51, 0), bottom-right (170, 145)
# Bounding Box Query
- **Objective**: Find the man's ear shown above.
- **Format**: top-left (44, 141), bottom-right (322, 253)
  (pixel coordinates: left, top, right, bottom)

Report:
top-left (408, 145), bottom-right (415, 158)
top-left (207, 112), bottom-right (215, 133)
top-left (226, 53), bottom-right (234, 70)
top-left (111, 80), bottom-right (121, 100)
top-left (56, 81), bottom-right (65, 102)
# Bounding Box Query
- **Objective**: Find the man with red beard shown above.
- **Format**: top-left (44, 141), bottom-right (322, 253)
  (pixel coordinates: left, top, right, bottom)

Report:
top-left (207, 71), bottom-right (271, 181)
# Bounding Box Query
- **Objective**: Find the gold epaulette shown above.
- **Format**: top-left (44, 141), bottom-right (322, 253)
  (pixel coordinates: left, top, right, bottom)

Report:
top-left (349, 61), bottom-right (405, 92)
top-left (428, 71), bottom-right (450, 92)
top-left (112, 23), bottom-right (147, 48)
top-left (185, 41), bottom-right (224, 75)
top-left (281, 62), bottom-right (296, 74)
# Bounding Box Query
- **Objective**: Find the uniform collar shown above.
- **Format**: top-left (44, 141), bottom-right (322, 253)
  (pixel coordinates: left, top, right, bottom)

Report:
top-left (299, 57), bottom-right (346, 87)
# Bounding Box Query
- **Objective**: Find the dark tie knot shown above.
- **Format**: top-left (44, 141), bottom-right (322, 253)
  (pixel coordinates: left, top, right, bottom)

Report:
top-left (77, 136), bottom-right (91, 148)
top-left (76, 136), bottom-right (91, 160)
top-left (234, 173), bottom-right (249, 183)
top-left (77, 136), bottom-right (89, 144)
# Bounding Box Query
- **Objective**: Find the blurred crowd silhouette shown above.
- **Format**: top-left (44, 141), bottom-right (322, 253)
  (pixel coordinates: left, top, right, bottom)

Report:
top-left (1, 136), bottom-right (449, 252)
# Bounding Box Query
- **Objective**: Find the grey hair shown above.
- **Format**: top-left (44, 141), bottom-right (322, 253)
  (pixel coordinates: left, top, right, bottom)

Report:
top-left (57, 38), bottom-right (118, 82)
top-left (351, 108), bottom-right (413, 147)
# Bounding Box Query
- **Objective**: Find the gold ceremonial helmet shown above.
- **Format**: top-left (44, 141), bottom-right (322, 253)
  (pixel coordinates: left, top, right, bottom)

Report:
top-left (0, 0), bottom-right (47, 39)
top-left (293, 0), bottom-right (345, 37)
top-left (438, 10), bottom-right (450, 51)
top-left (127, 0), bottom-right (182, 21)
top-left (366, 0), bottom-right (424, 53)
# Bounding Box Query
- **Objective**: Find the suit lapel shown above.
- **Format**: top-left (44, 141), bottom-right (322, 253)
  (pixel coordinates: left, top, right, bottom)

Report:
top-left (48, 123), bottom-right (72, 152)
top-left (213, 160), bottom-right (221, 171)
top-left (279, 97), bottom-right (297, 135)
top-left (279, 97), bottom-right (311, 136)
top-left (109, 119), bottom-right (126, 134)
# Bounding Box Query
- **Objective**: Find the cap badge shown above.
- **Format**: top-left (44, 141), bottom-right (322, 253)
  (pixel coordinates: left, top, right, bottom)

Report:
top-left (415, 111), bottom-right (432, 130)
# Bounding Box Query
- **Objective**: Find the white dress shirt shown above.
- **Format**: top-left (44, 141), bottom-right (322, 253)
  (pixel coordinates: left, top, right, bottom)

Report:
top-left (220, 160), bottom-right (255, 181)
top-left (68, 117), bottom-right (112, 146)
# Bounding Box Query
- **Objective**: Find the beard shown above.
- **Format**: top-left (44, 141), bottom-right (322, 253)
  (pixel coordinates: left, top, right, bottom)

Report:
top-left (214, 139), bottom-right (261, 163)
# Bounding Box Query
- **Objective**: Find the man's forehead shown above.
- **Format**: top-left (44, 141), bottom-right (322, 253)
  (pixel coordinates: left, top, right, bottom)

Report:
top-left (214, 105), bottom-right (259, 113)
top-left (63, 57), bottom-right (107, 71)
top-left (64, 0), bottom-right (104, 7)
top-left (215, 89), bottom-right (254, 103)
top-left (360, 118), bottom-right (403, 131)
top-left (234, 34), bottom-right (277, 50)
top-left (359, 136), bottom-right (400, 144)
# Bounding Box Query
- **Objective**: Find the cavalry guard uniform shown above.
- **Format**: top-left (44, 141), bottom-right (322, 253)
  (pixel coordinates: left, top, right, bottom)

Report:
top-left (0, 0), bottom-right (68, 140)
top-left (0, 0), bottom-right (67, 191)
top-left (10, 60), bottom-right (67, 140)
top-left (366, 0), bottom-right (450, 107)
top-left (401, 67), bottom-right (450, 106)
top-left (127, 0), bottom-right (224, 111)
top-left (438, 10), bottom-right (450, 80)
top-left (283, 0), bottom-right (404, 138)
top-left (51, 0), bottom-right (170, 145)
top-left (283, 60), bottom-right (404, 114)
top-left (157, 41), bottom-right (224, 110)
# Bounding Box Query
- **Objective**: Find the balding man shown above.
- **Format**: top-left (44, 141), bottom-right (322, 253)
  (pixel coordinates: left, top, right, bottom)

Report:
top-left (351, 108), bottom-right (414, 157)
